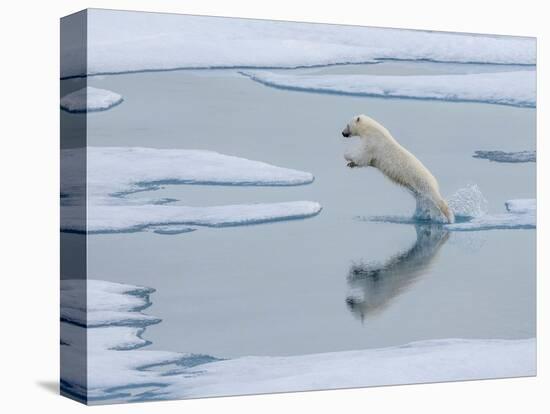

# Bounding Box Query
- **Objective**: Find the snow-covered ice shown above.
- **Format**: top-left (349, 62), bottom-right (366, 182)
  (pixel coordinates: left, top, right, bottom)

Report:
top-left (473, 150), bottom-right (536, 163)
top-left (60, 87), bottom-right (123, 112)
top-left (63, 201), bottom-right (323, 234)
top-left (60, 279), bottom-right (536, 404)
top-left (447, 199), bottom-right (535, 231)
top-left (241, 70), bottom-right (536, 107)
top-left (61, 147), bottom-right (315, 202)
top-left (172, 338), bottom-right (534, 398)
top-left (505, 199), bottom-right (536, 214)
top-left (61, 279), bottom-right (161, 327)
top-left (61, 9), bottom-right (535, 78)
top-left (60, 279), bottom-right (198, 401)
top-left (60, 147), bottom-right (320, 234)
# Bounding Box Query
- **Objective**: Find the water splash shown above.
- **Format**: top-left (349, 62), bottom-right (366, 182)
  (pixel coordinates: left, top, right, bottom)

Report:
top-left (359, 185), bottom-right (534, 231)
top-left (448, 184), bottom-right (488, 219)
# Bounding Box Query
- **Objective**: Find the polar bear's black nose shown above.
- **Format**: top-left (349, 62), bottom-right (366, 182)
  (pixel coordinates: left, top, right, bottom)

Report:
top-left (342, 131), bottom-right (350, 137)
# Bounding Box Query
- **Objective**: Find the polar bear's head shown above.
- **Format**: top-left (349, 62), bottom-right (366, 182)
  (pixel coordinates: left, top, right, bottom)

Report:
top-left (341, 114), bottom-right (388, 140)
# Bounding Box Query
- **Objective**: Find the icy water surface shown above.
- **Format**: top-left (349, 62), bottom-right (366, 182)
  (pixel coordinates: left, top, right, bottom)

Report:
top-left (62, 61), bottom-right (535, 358)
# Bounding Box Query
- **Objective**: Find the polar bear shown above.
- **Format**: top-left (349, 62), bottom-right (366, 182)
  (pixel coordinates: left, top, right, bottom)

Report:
top-left (341, 114), bottom-right (454, 223)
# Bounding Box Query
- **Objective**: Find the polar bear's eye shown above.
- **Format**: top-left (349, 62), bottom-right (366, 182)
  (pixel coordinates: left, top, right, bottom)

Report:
top-left (356, 117), bottom-right (361, 122)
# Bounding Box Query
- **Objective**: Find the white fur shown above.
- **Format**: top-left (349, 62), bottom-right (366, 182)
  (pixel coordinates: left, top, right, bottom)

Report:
top-left (342, 114), bottom-right (454, 223)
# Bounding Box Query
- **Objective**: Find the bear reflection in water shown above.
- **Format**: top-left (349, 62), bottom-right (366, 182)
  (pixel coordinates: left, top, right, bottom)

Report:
top-left (346, 224), bottom-right (449, 322)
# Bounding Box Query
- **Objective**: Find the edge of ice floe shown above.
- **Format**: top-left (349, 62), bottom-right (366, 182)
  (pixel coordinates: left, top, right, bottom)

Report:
top-left (62, 201), bottom-right (323, 234)
top-left (61, 147), bottom-right (316, 202)
top-left (61, 147), bottom-right (321, 235)
top-left (362, 198), bottom-right (535, 232)
top-left (61, 10), bottom-right (536, 78)
top-left (473, 150), bottom-right (536, 163)
top-left (240, 70), bottom-right (536, 108)
top-left (61, 279), bottom-right (161, 327)
top-left (60, 279), bottom-right (536, 404)
top-left (446, 198), bottom-right (535, 232)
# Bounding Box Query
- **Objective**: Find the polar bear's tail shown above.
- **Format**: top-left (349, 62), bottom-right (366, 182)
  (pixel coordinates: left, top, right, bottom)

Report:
top-left (437, 198), bottom-right (455, 224)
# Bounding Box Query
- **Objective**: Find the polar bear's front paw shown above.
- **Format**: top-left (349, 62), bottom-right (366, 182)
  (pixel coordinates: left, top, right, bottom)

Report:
top-left (347, 161), bottom-right (358, 168)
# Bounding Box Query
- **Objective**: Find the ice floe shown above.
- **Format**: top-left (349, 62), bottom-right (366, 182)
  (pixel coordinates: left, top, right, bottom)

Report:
top-left (447, 199), bottom-right (535, 231)
top-left (61, 279), bottom-right (161, 327)
top-left (362, 186), bottom-right (534, 232)
top-left (63, 201), bottom-right (322, 234)
top-left (241, 70), bottom-right (536, 107)
top-left (368, 200), bottom-right (536, 232)
top-left (61, 9), bottom-right (535, 78)
top-left (60, 279), bottom-right (220, 402)
top-left (60, 147), bottom-right (320, 234)
top-left (61, 147), bottom-right (315, 202)
top-left (172, 338), bottom-right (534, 399)
top-left (473, 150), bottom-right (536, 163)
top-left (60, 87), bottom-right (123, 112)
top-left (505, 199), bottom-right (536, 214)
top-left (60, 279), bottom-right (536, 404)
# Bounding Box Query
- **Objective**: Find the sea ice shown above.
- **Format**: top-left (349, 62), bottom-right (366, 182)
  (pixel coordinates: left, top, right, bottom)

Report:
top-left (60, 279), bottom-right (536, 404)
top-left (364, 199), bottom-right (537, 231)
top-left (61, 147), bottom-right (315, 202)
top-left (447, 199), bottom-right (535, 231)
top-left (175, 338), bottom-right (535, 398)
top-left (241, 70), bottom-right (536, 107)
top-left (363, 193), bottom-right (535, 232)
top-left (61, 9), bottom-right (535, 78)
top-left (60, 86), bottom-right (123, 112)
top-left (60, 279), bottom-right (161, 327)
top-left (473, 150), bottom-right (536, 163)
top-left (505, 199), bottom-right (536, 214)
top-left (63, 201), bottom-right (323, 234)
top-left (60, 147), bottom-right (320, 234)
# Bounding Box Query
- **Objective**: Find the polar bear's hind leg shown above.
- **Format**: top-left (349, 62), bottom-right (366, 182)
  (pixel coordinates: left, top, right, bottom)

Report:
top-left (437, 197), bottom-right (455, 224)
top-left (414, 194), bottom-right (454, 224)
